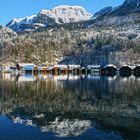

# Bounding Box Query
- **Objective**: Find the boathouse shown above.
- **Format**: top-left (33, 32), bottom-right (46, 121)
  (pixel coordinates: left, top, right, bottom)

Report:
top-left (87, 65), bottom-right (100, 73)
top-left (16, 63), bottom-right (35, 70)
top-left (68, 65), bottom-right (81, 74)
top-left (81, 67), bottom-right (86, 74)
top-left (119, 65), bottom-right (132, 76)
top-left (101, 64), bottom-right (117, 75)
top-left (2, 66), bottom-right (17, 73)
top-left (58, 65), bottom-right (69, 73)
top-left (22, 65), bottom-right (38, 73)
top-left (133, 65), bottom-right (140, 76)
top-left (51, 65), bottom-right (62, 74)
top-left (38, 66), bottom-right (49, 73)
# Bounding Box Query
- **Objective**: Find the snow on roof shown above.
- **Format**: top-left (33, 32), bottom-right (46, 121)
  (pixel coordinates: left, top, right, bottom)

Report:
top-left (54, 65), bottom-right (68, 69)
top-left (103, 64), bottom-right (117, 69)
top-left (18, 63), bottom-right (35, 67)
top-left (87, 65), bottom-right (100, 69)
top-left (38, 66), bottom-right (49, 70)
top-left (81, 67), bottom-right (86, 69)
top-left (47, 66), bottom-right (54, 70)
top-left (38, 66), bottom-right (44, 70)
top-left (127, 66), bottom-right (136, 69)
top-left (22, 65), bottom-right (35, 71)
top-left (68, 65), bottom-right (81, 68)
top-left (119, 65), bottom-right (136, 70)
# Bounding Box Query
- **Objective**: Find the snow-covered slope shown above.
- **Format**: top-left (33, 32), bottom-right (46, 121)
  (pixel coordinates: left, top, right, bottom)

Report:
top-left (0, 25), bottom-right (17, 41)
top-left (7, 15), bottom-right (36, 27)
top-left (6, 5), bottom-right (92, 32)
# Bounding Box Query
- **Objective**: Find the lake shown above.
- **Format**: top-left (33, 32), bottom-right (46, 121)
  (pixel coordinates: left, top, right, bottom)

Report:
top-left (0, 73), bottom-right (140, 140)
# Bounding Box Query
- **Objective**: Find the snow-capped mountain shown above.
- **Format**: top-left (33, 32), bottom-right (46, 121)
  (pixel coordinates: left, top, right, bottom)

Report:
top-left (7, 15), bottom-right (36, 27)
top-left (38, 5), bottom-right (92, 24)
top-left (6, 5), bottom-right (92, 32)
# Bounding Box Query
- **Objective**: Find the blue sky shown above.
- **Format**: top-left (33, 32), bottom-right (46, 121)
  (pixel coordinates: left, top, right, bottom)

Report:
top-left (0, 0), bottom-right (124, 25)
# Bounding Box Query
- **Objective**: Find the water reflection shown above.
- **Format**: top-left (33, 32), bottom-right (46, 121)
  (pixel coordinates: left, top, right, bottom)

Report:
top-left (0, 73), bottom-right (140, 140)
top-left (41, 117), bottom-right (92, 137)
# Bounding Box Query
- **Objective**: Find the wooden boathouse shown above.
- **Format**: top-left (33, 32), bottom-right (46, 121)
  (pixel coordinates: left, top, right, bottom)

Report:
top-left (87, 65), bottom-right (101, 74)
top-left (119, 65), bottom-right (133, 76)
top-left (133, 65), bottom-right (140, 76)
top-left (13, 63), bottom-right (140, 76)
top-left (101, 64), bottom-right (117, 76)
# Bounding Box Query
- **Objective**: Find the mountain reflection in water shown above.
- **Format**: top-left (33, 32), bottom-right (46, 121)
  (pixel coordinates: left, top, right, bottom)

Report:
top-left (0, 73), bottom-right (140, 140)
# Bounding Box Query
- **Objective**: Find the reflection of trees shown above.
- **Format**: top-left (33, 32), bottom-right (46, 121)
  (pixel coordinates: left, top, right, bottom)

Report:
top-left (0, 75), bottom-right (140, 117)
top-left (0, 74), bottom-right (140, 138)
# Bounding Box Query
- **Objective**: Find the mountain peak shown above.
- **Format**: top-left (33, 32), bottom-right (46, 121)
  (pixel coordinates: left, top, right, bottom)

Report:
top-left (39, 5), bottom-right (92, 24)
top-left (7, 5), bottom-right (92, 32)
top-left (123, 0), bottom-right (140, 9)
top-left (7, 15), bottom-right (36, 29)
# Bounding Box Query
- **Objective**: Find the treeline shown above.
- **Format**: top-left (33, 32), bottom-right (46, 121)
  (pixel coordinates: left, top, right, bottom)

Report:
top-left (1, 19), bottom-right (140, 65)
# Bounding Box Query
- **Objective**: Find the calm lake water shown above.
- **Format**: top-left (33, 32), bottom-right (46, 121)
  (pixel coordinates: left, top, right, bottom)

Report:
top-left (0, 73), bottom-right (140, 140)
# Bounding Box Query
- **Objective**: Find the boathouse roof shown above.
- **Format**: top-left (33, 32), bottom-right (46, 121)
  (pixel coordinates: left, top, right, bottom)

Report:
top-left (103, 64), bottom-right (117, 69)
top-left (87, 65), bottom-right (100, 69)
top-left (68, 65), bottom-right (81, 68)
top-left (17, 63), bottom-right (35, 67)
top-left (22, 65), bottom-right (35, 71)
top-left (54, 65), bottom-right (68, 69)
top-left (120, 65), bottom-right (136, 70)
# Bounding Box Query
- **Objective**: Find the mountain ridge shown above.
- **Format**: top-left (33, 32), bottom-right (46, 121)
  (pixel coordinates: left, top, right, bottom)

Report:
top-left (6, 5), bottom-right (92, 32)
top-left (2, 0), bottom-right (140, 66)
